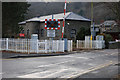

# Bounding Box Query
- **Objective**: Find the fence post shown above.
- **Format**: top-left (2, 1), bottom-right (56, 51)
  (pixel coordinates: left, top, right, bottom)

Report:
top-left (71, 40), bottom-right (72, 51)
top-left (63, 40), bottom-right (64, 52)
top-left (6, 38), bottom-right (8, 50)
top-left (51, 39), bottom-right (54, 52)
top-left (56, 40), bottom-right (58, 52)
top-left (36, 39), bottom-right (38, 54)
top-left (45, 40), bottom-right (47, 53)
top-left (77, 40), bottom-right (78, 48)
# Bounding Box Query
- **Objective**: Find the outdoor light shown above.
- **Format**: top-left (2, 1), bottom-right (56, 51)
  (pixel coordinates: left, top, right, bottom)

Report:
top-left (67, 23), bottom-right (70, 25)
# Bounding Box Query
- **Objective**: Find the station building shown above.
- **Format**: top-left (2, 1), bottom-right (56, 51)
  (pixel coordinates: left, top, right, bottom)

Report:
top-left (19, 12), bottom-right (91, 40)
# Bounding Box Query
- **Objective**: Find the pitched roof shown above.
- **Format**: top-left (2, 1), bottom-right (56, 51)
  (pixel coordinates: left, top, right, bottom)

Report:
top-left (65, 12), bottom-right (91, 21)
top-left (18, 12), bottom-right (91, 25)
top-left (100, 20), bottom-right (118, 26)
top-left (18, 21), bottom-right (26, 25)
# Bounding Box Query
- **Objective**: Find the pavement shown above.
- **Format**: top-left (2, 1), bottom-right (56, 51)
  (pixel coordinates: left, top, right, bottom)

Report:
top-left (1, 51), bottom-right (76, 59)
top-left (1, 49), bottom-right (119, 79)
top-left (1, 50), bottom-right (95, 59)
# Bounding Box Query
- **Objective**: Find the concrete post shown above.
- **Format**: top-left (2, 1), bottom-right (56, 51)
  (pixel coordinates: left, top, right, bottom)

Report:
top-left (6, 38), bottom-right (8, 50)
top-left (45, 40), bottom-right (47, 53)
top-left (36, 39), bottom-right (38, 54)
top-left (77, 40), bottom-right (78, 48)
top-left (71, 40), bottom-right (73, 51)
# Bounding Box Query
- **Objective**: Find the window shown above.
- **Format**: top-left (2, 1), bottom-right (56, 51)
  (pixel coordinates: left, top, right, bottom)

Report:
top-left (34, 29), bottom-right (39, 34)
top-left (71, 29), bottom-right (76, 34)
top-left (70, 29), bottom-right (76, 38)
top-left (41, 29), bottom-right (44, 37)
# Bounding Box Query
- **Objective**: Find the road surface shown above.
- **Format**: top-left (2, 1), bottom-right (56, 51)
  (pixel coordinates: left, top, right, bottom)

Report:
top-left (1, 49), bottom-right (119, 79)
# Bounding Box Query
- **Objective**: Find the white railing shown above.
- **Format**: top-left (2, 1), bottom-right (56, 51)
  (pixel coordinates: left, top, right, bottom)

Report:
top-left (0, 38), bottom-right (72, 53)
top-left (67, 40), bottom-right (73, 52)
top-left (77, 40), bottom-right (105, 49)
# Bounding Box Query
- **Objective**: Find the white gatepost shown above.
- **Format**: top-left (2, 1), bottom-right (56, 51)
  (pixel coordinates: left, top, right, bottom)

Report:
top-left (71, 40), bottom-right (72, 51)
top-left (6, 38), bottom-right (8, 50)
top-left (57, 40), bottom-right (59, 52)
top-left (36, 39), bottom-right (38, 53)
top-left (22, 39), bottom-right (23, 52)
top-left (77, 40), bottom-right (78, 48)
top-left (45, 40), bottom-right (47, 53)
top-left (63, 40), bottom-right (64, 52)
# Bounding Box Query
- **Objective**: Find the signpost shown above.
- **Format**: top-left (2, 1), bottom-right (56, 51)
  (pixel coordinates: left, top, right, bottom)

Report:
top-left (45, 19), bottom-right (60, 30)
top-left (45, 14), bottom-right (60, 52)
top-left (47, 30), bottom-right (55, 37)
top-left (62, 0), bottom-right (67, 39)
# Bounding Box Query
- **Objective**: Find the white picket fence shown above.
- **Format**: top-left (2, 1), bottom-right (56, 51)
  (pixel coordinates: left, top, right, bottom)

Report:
top-left (77, 40), bottom-right (105, 49)
top-left (0, 38), bottom-right (72, 53)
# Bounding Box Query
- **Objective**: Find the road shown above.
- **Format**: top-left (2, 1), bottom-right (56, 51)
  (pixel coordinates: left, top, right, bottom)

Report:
top-left (2, 49), bottom-right (119, 79)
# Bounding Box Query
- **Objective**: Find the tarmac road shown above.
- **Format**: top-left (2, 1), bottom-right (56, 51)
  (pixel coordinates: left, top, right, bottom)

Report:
top-left (1, 49), bottom-right (119, 79)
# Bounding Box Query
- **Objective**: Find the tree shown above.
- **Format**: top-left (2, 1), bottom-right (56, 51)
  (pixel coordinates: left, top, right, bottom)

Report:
top-left (104, 34), bottom-right (114, 48)
top-left (76, 27), bottom-right (91, 40)
top-left (105, 2), bottom-right (120, 20)
top-left (104, 2), bottom-right (120, 26)
top-left (2, 2), bottom-right (31, 38)
top-left (79, 10), bottom-right (84, 16)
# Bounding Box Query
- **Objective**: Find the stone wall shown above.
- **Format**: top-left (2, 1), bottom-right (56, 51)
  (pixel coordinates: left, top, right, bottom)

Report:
top-left (20, 20), bottom-right (90, 40)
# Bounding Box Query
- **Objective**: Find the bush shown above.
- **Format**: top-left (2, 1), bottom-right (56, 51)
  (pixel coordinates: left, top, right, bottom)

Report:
top-left (76, 27), bottom-right (90, 40)
top-left (104, 34), bottom-right (114, 48)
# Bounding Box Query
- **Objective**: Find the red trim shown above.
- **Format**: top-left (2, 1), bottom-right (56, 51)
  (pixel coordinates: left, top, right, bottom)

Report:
top-left (49, 19), bottom-right (52, 21)
top-left (64, 9), bottom-right (66, 15)
top-left (45, 23), bottom-right (47, 25)
top-left (53, 19), bottom-right (56, 21)
top-left (63, 21), bottom-right (64, 27)
top-left (49, 27), bottom-right (51, 30)
top-left (45, 19), bottom-right (47, 21)
top-left (45, 27), bottom-right (47, 29)
top-left (58, 23), bottom-right (60, 25)
top-left (53, 28), bottom-right (55, 30)
top-left (58, 19), bottom-right (60, 21)
top-left (62, 33), bottom-right (63, 38)
top-left (57, 27), bottom-right (60, 30)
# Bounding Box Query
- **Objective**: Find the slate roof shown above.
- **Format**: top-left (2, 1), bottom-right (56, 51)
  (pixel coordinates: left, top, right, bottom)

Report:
top-left (100, 20), bottom-right (118, 26)
top-left (18, 12), bottom-right (91, 25)
top-left (18, 21), bottom-right (26, 25)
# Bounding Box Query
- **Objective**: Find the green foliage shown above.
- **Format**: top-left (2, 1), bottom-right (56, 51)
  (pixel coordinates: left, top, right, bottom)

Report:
top-left (104, 2), bottom-right (120, 20)
top-left (2, 2), bottom-right (30, 37)
top-left (63, 34), bottom-right (67, 38)
top-left (105, 34), bottom-right (113, 41)
top-left (104, 34), bottom-right (114, 48)
top-left (79, 10), bottom-right (84, 16)
top-left (76, 27), bottom-right (91, 40)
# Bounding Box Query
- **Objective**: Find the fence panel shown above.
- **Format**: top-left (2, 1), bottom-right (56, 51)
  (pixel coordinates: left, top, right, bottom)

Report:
top-left (0, 38), bottom-right (73, 53)
top-left (77, 40), bottom-right (85, 49)
top-left (67, 40), bottom-right (72, 51)
top-left (0, 38), bottom-right (70, 53)
top-left (77, 40), bottom-right (105, 49)
top-left (0, 38), bottom-right (6, 50)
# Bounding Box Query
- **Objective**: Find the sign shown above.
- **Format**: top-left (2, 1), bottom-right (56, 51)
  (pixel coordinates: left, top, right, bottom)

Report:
top-left (31, 34), bottom-right (38, 39)
top-left (19, 33), bottom-right (25, 37)
top-left (96, 35), bottom-right (104, 40)
top-left (47, 30), bottom-right (55, 37)
top-left (45, 19), bottom-right (60, 30)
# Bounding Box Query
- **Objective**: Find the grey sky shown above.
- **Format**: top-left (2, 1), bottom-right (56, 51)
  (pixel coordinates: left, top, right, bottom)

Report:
top-left (1, 0), bottom-right (119, 2)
